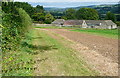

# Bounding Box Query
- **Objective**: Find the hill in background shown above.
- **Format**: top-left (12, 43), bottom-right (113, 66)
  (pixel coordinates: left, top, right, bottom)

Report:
top-left (44, 4), bottom-right (119, 20)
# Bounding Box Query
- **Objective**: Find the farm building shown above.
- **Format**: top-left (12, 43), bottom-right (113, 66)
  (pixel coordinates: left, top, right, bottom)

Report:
top-left (63, 20), bottom-right (117, 29)
top-left (51, 19), bottom-right (65, 26)
top-left (82, 20), bottom-right (117, 29)
top-left (52, 19), bottom-right (117, 29)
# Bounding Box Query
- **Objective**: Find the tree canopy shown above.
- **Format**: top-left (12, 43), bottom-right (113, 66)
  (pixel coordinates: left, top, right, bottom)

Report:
top-left (45, 13), bottom-right (54, 24)
top-left (105, 11), bottom-right (116, 22)
top-left (65, 8), bottom-right (76, 19)
top-left (2, 2), bottom-right (35, 17)
top-left (35, 5), bottom-right (44, 13)
top-left (32, 13), bottom-right (45, 23)
top-left (76, 8), bottom-right (99, 20)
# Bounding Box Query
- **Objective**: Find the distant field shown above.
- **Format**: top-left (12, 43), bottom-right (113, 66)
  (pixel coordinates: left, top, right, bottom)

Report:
top-left (70, 29), bottom-right (119, 39)
top-left (35, 26), bottom-right (78, 29)
top-left (35, 26), bottom-right (119, 39)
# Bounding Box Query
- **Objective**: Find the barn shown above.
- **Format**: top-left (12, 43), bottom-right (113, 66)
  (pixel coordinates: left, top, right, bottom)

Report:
top-left (52, 19), bottom-right (117, 29)
top-left (82, 20), bottom-right (117, 29)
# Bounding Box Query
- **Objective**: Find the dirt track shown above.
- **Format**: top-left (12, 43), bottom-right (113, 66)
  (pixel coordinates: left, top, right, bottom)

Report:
top-left (45, 29), bottom-right (118, 63)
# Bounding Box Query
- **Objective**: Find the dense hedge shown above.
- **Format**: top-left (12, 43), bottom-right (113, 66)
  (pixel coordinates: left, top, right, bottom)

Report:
top-left (2, 4), bottom-right (32, 75)
top-left (2, 7), bottom-right (32, 51)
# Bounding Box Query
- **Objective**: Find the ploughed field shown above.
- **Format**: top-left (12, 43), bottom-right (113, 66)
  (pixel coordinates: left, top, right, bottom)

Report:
top-left (45, 29), bottom-right (118, 62)
top-left (33, 26), bottom-right (118, 76)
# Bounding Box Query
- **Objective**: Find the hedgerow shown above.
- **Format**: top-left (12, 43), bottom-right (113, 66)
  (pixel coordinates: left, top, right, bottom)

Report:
top-left (2, 2), bottom-right (33, 76)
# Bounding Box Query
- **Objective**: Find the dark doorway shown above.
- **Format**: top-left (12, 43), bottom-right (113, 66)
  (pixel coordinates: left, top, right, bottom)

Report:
top-left (111, 25), bottom-right (113, 29)
top-left (91, 26), bottom-right (94, 28)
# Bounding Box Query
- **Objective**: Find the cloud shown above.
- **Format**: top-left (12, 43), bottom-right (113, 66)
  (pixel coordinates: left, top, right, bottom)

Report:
top-left (14, 0), bottom-right (119, 2)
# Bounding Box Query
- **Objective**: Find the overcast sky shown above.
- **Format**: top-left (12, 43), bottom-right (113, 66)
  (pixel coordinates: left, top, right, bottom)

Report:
top-left (14, 0), bottom-right (119, 2)
top-left (14, 0), bottom-right (119, 8)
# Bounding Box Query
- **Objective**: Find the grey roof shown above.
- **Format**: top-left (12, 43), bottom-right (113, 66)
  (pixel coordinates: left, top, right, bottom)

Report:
top-left (85, 20), bottom-right (116, 26)
top-left (105, 20), bottom-right (116, 26)
top-left (52, 19), bottom-right (65, 24)
top-left (52, 19), bottom-right (116, 26)
top-left (64, 20), bottom-right (83, 25)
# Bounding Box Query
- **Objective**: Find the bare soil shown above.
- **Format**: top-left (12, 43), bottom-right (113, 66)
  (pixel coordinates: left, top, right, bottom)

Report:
top-left (45, 29), bottom-right (118, 63)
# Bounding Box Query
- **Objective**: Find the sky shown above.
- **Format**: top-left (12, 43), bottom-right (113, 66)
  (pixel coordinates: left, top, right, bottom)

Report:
top-left (14, 0), bottom-right (119, 8)
top-left (14, 0), bottom-right (119, 2)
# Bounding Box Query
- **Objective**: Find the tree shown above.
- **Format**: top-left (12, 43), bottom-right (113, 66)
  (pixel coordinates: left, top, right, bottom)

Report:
top-left (2, 2), bottom-right (35, 17)
top-left (32, 5), bottom-right (45, 22)
top-left (76, 8), bottom-right (99, 20)
top-left (35, 5), bottom-right (44, 13)
top-left (118, 1), bottom-right (120, 13)
top-left (14, 2), bottom-right (35, 17)
top-left (105, 11), bottom-right (116, 22)
top-left (65, 8), bottom-right (76, 19)
top-left (61, 16), bottom-right (67, 20)
top-left (45, 13), bottom-right (54, 24)
top-left (32, 13), bottom-right (45, 23)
